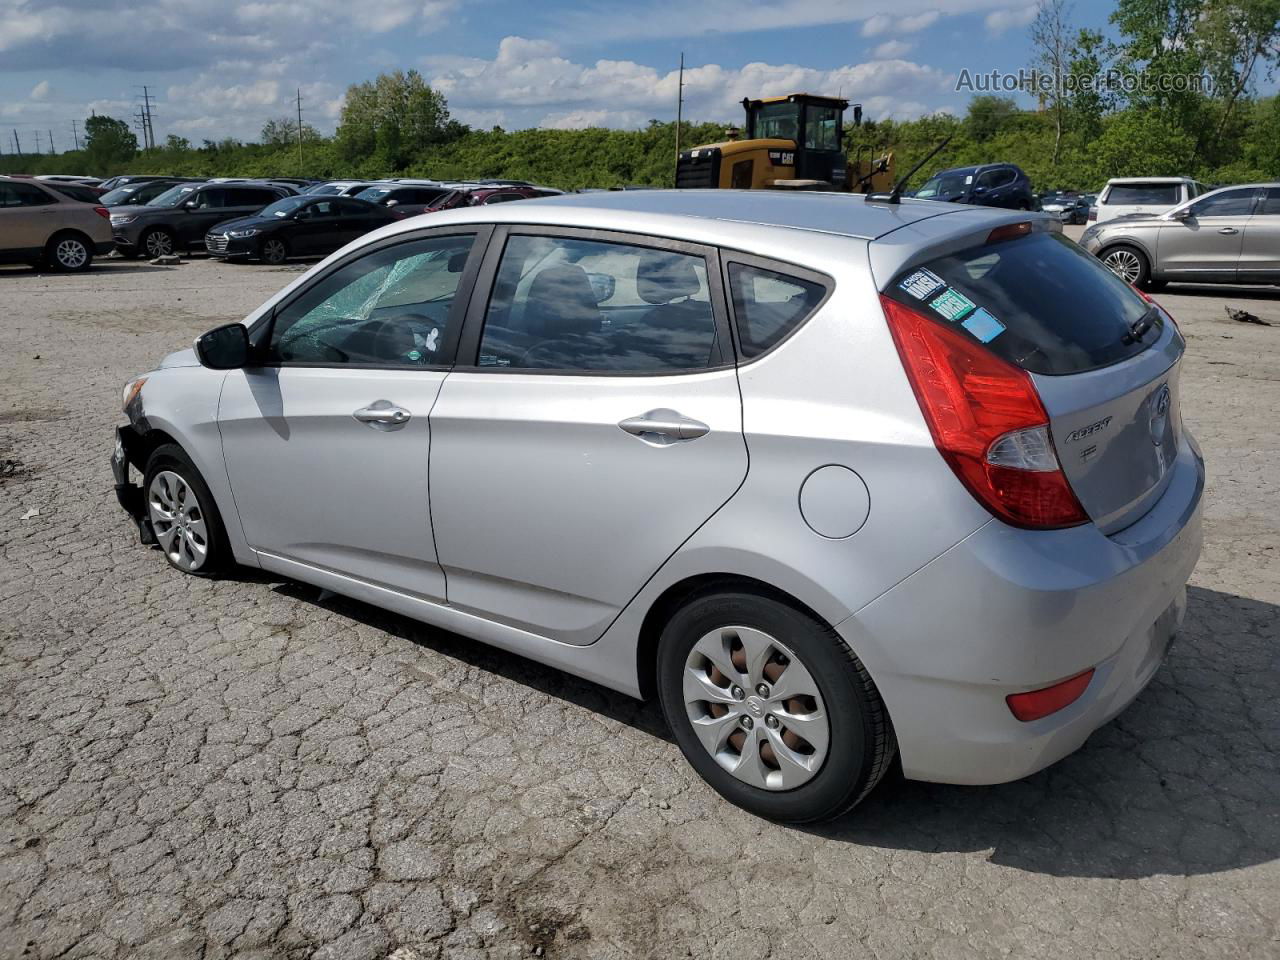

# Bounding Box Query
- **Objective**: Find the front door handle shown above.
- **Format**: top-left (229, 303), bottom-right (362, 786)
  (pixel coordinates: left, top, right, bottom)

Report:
top-left (1218, 227), bottom-right (1239, 235)
top-left (353, 400), bottom-right (411, 429)
top-left (618, 409), bottom-right (709, 444)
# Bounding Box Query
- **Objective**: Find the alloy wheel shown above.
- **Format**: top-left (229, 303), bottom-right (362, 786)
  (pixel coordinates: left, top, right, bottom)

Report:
top-left (1103, 248), bottom-right (1142, 284)
top-left (262, 239), bottom-right (287, 264)
top-left (145, 230), bottom-right (175, 258)
top-left (54, 238), bottom-right (88, 270)
top-left (682, 626), bottom-right (830, 790)
top-left (147, 470), bottom-right (209, 572)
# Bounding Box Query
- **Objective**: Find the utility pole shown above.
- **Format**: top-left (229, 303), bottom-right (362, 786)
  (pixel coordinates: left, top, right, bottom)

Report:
top-left (674, 52), bottom-right (685, 185)
top-left (12, 129), bottom-right (20, 159)
top-left (48, 129), bottom-right (55, 155)
top-left (142, 85), bottom-right (156, 150)
top-left (295, 87), bottom-right (305, 173)
top-left (72, 119), bottom-right (81, 151)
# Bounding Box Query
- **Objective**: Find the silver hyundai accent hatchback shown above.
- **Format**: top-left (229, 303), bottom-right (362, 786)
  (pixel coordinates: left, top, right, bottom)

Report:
top-left (112, 191), bottom-right (1203, 822)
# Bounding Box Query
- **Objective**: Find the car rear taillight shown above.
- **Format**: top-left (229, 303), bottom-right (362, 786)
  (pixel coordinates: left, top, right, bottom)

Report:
top-left (880, 295), bottom-right (1088, 529)
top-left (1007, 669), bottom-right (1094, 721)
top-left (93, 206), bottom-right (110, 219)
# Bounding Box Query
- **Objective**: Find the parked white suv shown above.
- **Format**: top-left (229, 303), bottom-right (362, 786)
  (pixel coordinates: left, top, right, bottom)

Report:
top-left (1092, 177), bottom-right (1207, 224)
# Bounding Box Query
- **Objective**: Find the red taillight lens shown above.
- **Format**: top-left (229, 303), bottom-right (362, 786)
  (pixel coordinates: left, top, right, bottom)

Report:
top-left (986, 221), bottom-right (1032, 244)
top-left (1007, 669), bottom-right (1094, 721)
top-left (881, 295), bottom-right (1088, 529)
top-left (1087, 208), bottom-right (1097, 222)
top-left (93, 206), bottom-right (110, 219)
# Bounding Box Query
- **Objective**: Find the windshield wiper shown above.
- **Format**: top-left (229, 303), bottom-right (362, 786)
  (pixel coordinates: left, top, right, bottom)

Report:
top-left (1122, 306), bottom-right (1158, 345)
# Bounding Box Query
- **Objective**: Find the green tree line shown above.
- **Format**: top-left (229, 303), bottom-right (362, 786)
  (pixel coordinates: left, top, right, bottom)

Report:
top-left (4, 0), bottom-right (1279, 192)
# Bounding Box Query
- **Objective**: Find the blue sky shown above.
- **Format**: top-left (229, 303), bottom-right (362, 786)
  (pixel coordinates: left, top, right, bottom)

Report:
top-left (2, 0), bottom-right (1125, 149)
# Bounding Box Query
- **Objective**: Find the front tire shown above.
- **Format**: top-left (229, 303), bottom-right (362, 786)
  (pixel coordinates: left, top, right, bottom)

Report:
top-left (142, 444), bottom-right (230, 576)
top-left (657, 592), bottom-right (896, 823)
top-left (45, 232), bottom-right (93, 272)
top-left (141, 227), bottom-right (177, 260)
top-left (259, 236), bottom-right (289, 265)
top-left (1100, 244), bottom-right (1151, 287)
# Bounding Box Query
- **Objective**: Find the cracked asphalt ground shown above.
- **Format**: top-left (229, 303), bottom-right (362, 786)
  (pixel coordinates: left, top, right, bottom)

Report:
top-left (2, 236), bottom-right (1279, 960)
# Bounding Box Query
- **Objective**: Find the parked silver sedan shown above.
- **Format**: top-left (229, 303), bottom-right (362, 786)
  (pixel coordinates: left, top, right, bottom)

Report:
top-left (112, 191), bottom-right (1203, 822)
top-left (1080, 182), bottom-right (1280, 288)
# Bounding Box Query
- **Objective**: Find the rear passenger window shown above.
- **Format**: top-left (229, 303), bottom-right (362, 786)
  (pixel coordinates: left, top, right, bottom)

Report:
top-left (1105, 184), bottom-right (1180, 205)
top-left (728, 263), bottom-right (828, 358)
top-left (477, 235), bottom-right (720, 372)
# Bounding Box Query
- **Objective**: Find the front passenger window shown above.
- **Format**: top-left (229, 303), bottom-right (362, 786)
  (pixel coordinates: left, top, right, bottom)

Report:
top-left (266, 234), bottom-right (475, 366)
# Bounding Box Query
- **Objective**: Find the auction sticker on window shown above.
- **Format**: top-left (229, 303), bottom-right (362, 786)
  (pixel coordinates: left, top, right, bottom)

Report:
top-left (898, 268), bottom-right (945, 301)
top-left (961, 307), bottom-right (1006, 343)
top-left (928, 288), bottom-right (976, 321)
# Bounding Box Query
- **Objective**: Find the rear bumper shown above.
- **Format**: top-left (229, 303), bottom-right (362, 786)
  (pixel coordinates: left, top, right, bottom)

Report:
top-left (839, 430), bottom-right (1205, 785)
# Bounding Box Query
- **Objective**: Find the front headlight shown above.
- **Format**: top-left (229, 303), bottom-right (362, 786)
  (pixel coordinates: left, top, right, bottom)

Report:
top-left (227, 228), bottom-right (260, 238)
top-left (110, 215), bottom-right (137, 225)
top-left (122, 376), bottom-right (147, 412)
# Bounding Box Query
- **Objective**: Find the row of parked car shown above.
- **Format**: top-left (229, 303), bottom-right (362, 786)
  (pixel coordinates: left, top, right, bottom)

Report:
top-left (0, 173), bottom-right (562, 271)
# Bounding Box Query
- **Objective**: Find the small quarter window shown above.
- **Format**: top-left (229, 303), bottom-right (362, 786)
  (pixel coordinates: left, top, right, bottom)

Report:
top-left (727, 263), bottom-right (828, 359)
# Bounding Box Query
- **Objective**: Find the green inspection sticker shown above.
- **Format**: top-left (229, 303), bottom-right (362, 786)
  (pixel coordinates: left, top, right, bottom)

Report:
top-left (928, 288), bottom-right (976, 321)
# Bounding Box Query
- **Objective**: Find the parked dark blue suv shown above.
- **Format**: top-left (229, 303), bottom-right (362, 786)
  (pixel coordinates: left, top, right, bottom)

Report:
top-left (912, 163), bottom-right (1034, 210)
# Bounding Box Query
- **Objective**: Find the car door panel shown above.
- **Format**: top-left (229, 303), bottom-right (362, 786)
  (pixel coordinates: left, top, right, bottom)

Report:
top-left (1158, 189), bottom-right (1255, 280)
top-left (1239, 188), bottom-right (1280, 280)
top-left (217, 229), bottom-right (484, 600)
top-left (428, 227), bottom-right (747, 646)
top-left (429, 371), bottom-right (747, 644)
top-left (219, 367), bottom-right (449, 600)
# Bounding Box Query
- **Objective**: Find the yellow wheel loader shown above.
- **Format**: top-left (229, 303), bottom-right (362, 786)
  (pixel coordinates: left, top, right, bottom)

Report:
top-left (675, 93), bottom-right (893, 193)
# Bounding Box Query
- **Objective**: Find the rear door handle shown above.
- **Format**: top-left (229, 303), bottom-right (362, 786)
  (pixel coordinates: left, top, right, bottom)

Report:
top-left (618, 409), bottom-right (709, 444)
top-left (1218, 227), bottom-right (1239, 235)
top-left (353, 400), bottom-right (411, 429)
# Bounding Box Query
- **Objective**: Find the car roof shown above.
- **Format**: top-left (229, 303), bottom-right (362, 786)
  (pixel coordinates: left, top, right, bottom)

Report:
top-left (378, 188), bottom-right (1030, 242)
top-left (1105, 176), bottom-right (1196, 184)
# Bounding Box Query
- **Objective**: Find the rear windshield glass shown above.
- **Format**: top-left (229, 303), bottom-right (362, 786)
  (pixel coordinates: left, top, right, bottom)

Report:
top-left (1105, 183), bottom-right (1180, 205)
top-left (884, 231), bottom-right (1159, 376)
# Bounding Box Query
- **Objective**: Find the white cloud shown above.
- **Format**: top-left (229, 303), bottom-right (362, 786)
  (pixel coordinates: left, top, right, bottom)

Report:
top-left (29, 79), bottom-right (50, 100)
top-left (554, 0), bottom-right (992, 43)
top-left (861, 10), bottom-right (940, 37)
top-left (872, 40), bottom-right (914, 58)
top-left (984, 6), bottom-right (1037, 35)
top-left (427, 38), bottom-right (951, 129)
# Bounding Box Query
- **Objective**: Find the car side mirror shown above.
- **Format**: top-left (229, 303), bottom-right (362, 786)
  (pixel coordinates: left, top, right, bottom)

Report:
top-left (385, 199), bottom-right (399, 207)
top-left (587, 272), bottom-right (616, 304)
top-left (1170, 207), bottom-right (1192, 221)
top-left (183, 199), bottom-right (197, 209)
top-left (446, 251), bottom-right (469, 273)
top-left (195, 323), bottom-right (250, 370)
top-left (972, 185), bottom-right (987, 195)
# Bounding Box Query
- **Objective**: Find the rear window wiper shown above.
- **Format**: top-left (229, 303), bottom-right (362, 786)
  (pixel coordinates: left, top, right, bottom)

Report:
top-left (1122, 306), bottom-right (1158, 345)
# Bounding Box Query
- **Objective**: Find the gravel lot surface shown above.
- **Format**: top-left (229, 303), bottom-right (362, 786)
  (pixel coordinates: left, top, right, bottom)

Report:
top-left (2, 237), bottom-right (1278, 960)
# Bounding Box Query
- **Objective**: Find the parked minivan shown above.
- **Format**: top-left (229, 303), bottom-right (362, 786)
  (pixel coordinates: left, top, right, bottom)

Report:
top-left (112, 191), bottom-right (1202, 823)
top-left (1092, 177), bottom-right (1207, 224)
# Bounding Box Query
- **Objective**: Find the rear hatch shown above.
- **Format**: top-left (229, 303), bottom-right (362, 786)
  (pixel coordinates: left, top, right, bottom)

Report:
top-left (881, 225), bottom-right (1183, 534)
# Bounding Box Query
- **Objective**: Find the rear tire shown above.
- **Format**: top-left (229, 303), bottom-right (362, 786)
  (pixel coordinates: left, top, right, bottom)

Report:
top-left (45, 232), bottom-right (93, 272)
top-left (657, 591), bottom-right (896, 823)
top-left (1100, 244), bottom-right (1150, 287)
top-left (142, 444), bottom-right (231, 576)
